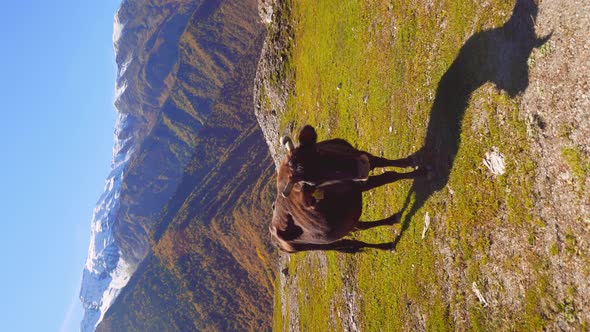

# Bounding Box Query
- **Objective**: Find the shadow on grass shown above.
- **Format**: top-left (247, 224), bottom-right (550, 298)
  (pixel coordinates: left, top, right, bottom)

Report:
top-left (393, 0), bottom-right (551, 248)
top-left (291, 239), bottom-right (396, 253)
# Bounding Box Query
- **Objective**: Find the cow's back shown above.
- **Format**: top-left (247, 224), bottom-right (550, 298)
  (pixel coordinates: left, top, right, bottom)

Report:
top-left (314, 186), bottom-right (362, 240)
top-left (304, 139), bottom-right (365, 183)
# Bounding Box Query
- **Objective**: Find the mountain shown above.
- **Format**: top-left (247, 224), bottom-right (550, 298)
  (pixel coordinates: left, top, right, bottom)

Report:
top-left (80, 0), bottom-right (276, 330)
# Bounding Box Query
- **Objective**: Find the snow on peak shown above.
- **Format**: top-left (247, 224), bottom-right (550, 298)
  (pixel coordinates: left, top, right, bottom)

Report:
top-left (112, 10), bottom-right (124, 53)
top-left (80, 9), bottom-right (142, 329)
top-left (80, 158), bottom-right (134, 331)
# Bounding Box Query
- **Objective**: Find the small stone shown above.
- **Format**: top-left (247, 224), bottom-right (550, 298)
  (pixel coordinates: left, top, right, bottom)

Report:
top-left (337, 82), bottom-right (342, 90)
top-left (447, 186), bottom-right (455, 196)
top-left (422, 212), bottom-right (431, 239)
top-left (483, 147), bottom-right (506, 176)
top-left (558, 171), bottom-right (572, 181)
top-left (389, 126), bottom-right (393, 133)
top-left (472, 282), bottom-right (489, 307)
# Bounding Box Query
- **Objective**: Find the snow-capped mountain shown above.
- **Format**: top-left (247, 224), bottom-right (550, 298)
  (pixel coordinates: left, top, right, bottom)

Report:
top-left (79, 0), bottom-right (269, 330)
top-left (79, 0), bottom-right (198, 330)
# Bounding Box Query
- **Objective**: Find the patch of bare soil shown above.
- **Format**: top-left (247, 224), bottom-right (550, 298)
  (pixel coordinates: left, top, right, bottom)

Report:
top-left (434, 1), bottom-right (590, 328)
top-left (521, 0), bottom-right (590, 327)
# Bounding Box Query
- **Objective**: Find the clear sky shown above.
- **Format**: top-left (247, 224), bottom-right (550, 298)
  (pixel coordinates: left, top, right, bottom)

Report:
top-left (0, 1), bottom-right (121, 331)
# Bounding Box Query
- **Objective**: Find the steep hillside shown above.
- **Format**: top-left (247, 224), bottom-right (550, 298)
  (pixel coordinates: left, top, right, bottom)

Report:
top-left (98, 52), bottom-right (277, 329)
top-left (111, 0), bottom-right (266, 269)
top-left (255, 0), bottom-right (590, 330)
top-left (82, 0), bottom-right (276, 330)
top-left (81, 0), bottom-right (201, 328)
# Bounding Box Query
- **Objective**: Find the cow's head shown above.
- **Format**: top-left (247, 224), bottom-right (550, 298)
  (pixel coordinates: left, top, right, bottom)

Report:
top-left (269, 125), bottom-right (318, 252)
top-left (278, 125), bottom-right (317, 197)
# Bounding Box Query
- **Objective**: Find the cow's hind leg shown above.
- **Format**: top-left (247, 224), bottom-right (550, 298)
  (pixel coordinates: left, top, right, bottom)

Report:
top-left (354, 212), bottom-right (401, 231)
top-left (361, 168), bottom-right (426, 192)
top-left (369, 155), bottom-right (416, 170)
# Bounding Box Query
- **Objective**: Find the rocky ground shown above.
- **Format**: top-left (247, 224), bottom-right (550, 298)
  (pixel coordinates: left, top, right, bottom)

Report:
top-left (521, 0), bottom-right (590, 327)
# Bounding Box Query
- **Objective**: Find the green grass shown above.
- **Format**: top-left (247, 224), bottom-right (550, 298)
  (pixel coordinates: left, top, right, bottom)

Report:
top-left (267, 0), bottom-right (563, 330)
top-left (562, 147), bottom-right (590, 185)
top-left (273, 273), bottom-right (284, 331)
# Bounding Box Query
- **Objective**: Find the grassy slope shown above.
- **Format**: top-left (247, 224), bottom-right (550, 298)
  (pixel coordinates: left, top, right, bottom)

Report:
top-left (269, 0), bottom-right (578, 330)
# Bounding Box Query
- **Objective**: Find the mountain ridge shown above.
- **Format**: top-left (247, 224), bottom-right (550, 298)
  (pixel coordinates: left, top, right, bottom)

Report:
top-left (80, 0), bottom-right (272, 330)
top-left (81, 0), bottom-right (274, 330)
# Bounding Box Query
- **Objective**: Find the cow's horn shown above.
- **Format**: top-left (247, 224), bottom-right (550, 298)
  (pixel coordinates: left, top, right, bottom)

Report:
top-left (280, 136), bottom-right (295, 152)
top-left (281, 181), bottom-right (294, 197)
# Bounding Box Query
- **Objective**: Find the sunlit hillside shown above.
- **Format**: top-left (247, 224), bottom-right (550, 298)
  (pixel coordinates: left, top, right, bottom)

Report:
top-left (94, 0), bottom-right (277, 330)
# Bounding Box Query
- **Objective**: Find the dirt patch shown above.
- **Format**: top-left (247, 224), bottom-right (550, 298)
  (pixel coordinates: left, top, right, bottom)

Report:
top-left (429, 1), bottom-right (590, 328)
top-left (341, 278), bottom-right (361, 332)
top-left (433, 0), bottom-right (590, 328)
top-left (520, 0), bottom-right (590, 327)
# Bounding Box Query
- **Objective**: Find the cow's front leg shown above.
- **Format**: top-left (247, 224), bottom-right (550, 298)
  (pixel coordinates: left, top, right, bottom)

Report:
top-left (361, 168), bottom-right (426, 192)
top-left (354, 212), bottom-right (401, 231)
top-left (369, 155), bottom-right (417, 170)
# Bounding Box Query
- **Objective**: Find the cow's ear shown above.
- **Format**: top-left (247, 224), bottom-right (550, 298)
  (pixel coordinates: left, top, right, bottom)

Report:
top-left (298, 125), bottom-right (317, 146)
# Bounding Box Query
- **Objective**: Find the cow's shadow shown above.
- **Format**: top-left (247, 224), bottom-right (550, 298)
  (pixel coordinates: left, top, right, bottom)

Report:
top-left (291, 0), bottom-right (550, 254)
top-left (392, 0), bottom-right (550, 248)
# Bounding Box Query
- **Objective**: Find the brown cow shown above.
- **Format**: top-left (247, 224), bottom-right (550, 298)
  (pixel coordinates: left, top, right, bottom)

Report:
top-left (270, 125), bottom-right (426, 253)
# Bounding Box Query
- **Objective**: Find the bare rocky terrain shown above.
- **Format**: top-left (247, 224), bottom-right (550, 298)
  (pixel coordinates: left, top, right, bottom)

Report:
top-left (520, 0), bottom-right (590, 327)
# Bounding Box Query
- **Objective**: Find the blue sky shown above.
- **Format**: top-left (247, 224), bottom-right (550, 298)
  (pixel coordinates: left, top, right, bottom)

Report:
top-left (0, 0), bottom-right (121, 331)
